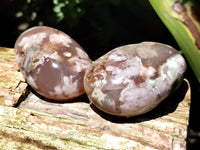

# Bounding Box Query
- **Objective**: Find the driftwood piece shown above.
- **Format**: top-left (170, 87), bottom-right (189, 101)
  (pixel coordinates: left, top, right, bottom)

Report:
top-left (0, 47), bottom-right (191, 150)
top-left (0, 47), bottom-right (27, 106)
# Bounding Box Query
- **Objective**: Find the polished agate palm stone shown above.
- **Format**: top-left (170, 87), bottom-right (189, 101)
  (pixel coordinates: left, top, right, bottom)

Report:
top-left (14, 26), bottom-right (92, 101)
top-left (84, 42), bottom-right (186, 117)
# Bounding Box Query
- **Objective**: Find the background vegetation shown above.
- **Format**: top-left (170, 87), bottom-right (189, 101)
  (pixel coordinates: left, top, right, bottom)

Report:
top-left (0, 0), bottom-right (199, 149)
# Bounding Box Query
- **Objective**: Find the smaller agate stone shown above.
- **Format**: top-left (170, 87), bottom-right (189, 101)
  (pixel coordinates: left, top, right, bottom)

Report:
top-left (14, 26), bottom-right (92, 101)
top-left (84, 42), bottom-right (186, 117)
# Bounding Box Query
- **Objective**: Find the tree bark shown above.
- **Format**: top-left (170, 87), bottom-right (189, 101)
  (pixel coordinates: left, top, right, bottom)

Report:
top-left (0, 47), bottom-right (191, 150)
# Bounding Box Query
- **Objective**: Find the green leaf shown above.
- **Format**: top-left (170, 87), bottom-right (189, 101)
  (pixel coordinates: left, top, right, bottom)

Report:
top-left (53, 0), bottom-right (58, 5)
top-left (27, 0), bottom-right (31, 4)
top-left (53, 3), bottom-right (65, 13)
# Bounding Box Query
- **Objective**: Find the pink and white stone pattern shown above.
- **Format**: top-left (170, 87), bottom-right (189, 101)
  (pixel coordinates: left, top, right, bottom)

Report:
top-left (14, 26), bottom-right (92, 101)
top-left (84, 42), bottom-right (186, 117)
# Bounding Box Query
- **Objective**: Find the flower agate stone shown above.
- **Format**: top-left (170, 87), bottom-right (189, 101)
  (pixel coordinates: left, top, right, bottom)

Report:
top-left (84, 42), bottom-right (186, 117)
top-left (14, 26), bottom-right (92, 101)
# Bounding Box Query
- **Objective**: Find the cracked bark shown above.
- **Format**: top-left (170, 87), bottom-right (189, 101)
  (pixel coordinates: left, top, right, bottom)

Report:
top-left (0, 47), bottom-right (190, 150)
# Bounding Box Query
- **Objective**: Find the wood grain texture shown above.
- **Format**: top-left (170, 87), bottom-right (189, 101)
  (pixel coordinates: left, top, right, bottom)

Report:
top-left (0, 47), bottom-right (28, 106)
top-left (0, 47), bottom-right (191, 150)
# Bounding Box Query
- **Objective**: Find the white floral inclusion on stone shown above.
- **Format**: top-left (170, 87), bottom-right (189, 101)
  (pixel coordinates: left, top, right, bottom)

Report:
top-left (49, 33), bottom-right (72, 47)
top-left (27, 75), bottom-right (38, 89)
top-left (18, 32), bottom-right (47, 47)
top-left (53, 75), bottom-right (78, 96)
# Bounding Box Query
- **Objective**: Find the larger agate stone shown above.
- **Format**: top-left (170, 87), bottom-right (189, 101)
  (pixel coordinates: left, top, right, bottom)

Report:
top-left (84, 42), bottom-right (186, 117)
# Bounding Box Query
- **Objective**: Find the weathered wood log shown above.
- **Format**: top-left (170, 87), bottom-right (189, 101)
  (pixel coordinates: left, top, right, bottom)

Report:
top-left (0, 47), bottom-right (27, 106)
top-left (0, 47), bottom-right (191, 150)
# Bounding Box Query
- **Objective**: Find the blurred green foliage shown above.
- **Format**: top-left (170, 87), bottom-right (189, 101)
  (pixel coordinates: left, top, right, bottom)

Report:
top-left (8, 0), bottom-right (125, 31)
top-left (52, 0), bottom-right (85, 24)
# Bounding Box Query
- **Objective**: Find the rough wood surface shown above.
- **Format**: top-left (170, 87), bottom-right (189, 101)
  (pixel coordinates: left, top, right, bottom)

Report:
top-left (0, 47), bottom-right (191, 150)
top-left (0, 47), bottom-right (27, 106)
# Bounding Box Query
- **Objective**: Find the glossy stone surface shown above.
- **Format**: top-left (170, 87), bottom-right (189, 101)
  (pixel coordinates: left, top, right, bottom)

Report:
top-left (14, 26), bottom-right (92, 101)
top-left (84, 42), bottom-right (186, 117)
